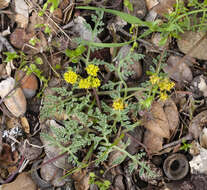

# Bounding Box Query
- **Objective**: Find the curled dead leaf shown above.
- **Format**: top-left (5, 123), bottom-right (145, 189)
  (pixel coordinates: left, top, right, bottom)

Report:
top-left (163, 98), bottom-right (179, 134)
top-left (143, 130), bottom-right (163, 154)
top-left (177, 31), bottom-right (207, 60)
top-left (189, 110), bottom-right (207, 139)
top-left (144, 101), bottom-right (170, 138)
top-left (0, 77), bottom-right (26, 117)
top-left (153, 0), bottom-right (176, 16)
top-left (164, 55), bottom-right (193, 83)
top-left (143, 99), bottom-right (179, 153)
top-left (0, 0), bottom-right (10, 9)
top-left (15, 70), bottom-right (38, 98)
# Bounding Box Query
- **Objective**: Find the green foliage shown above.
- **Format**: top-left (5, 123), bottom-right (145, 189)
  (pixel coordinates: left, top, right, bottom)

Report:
top-left (39, 0), bottom-right (60, 15)
top-left (65, 45), bottom-right (86, 63)
top-left (35, 24), bottom-right (52, 35)
top-left (124, 0), bottom-right (133, 11)
top-left (3, 52), bottom-right (19, 62)
top-left (40, 10), bottom-right (160, 178)
top-left (180, 140), bottom-right (192, 152)
top-left (89, 172), bottom-right (111, 190)
top-left (78, 0), bottom-right (207, 45)
top-left (29, 37), bottom-right (40, 46)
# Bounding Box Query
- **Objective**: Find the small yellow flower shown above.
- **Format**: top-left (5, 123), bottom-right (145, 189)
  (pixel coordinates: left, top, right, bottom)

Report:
top-left (158, 78), bottom-right (175, 91)
top-left (159, 91), bottom-right (168, 101)
top-left (86, 64), bottom-right (99, 76)
top-left (90, 77), bottom-right (101, 88)
top-left (79, 78), bottom-right (91, 89)
top-left (112, 99), bottom-right (124, 111)
top-left (150, 74), bottom-right (160, 85)
top-left (64, 70), bottom-right (78, 84)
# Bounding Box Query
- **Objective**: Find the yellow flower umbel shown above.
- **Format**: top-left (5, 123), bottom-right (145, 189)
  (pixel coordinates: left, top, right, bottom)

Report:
top-left (64, 70), bottom-right (78, 84)
top-left (159, 91), bottom-right (168, 101)
top-left (90, 76), bottom-right (101, 88)
top-left (150, 74), bottom-right (160, 85)
top-left (158, 78), bottom-right (175, 91)
top-left (79, 76), bottom-right (101, 89)
top-left (79, 77), bottom-right (91, 89)
top-left (112, 99), bottom-right (124, 111)
top-left (86, 64), bottom-right (99, 76)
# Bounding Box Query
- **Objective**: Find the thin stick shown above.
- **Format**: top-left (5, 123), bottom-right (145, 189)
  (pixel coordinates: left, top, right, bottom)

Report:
top-left (92, 88), bottom-right (102, 112)
top-left (162, 133), bottom-right (193, 150)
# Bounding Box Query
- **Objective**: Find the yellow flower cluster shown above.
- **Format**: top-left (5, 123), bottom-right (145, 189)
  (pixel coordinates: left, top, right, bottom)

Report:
top-left (86, 64), bottom-right (99, 76)
top-left (64, 70), bottom-right (78, 84)
top-left (64, 64), bottom-right (101, 89)
top-left (149, 74), bottom-right (160, 85)
top-left (159, 91), bottom-right (168, 101)
top-left (79, 76), bottom-right (101, 89)
top-left (158, 78), bottom-right (175, 91)
top-left (150, 74), bottom-right (175, 101)
top-left (112, 99), bottom-right (124, 111)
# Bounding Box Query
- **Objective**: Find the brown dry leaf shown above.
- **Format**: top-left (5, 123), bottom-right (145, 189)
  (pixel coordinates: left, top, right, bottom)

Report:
top-left (10, 28), bottom-right (34, 49)
top-left (200, 128), bottom-right (207, 149)
top-left (0, 77), bottom-right (26, 117)
top-left (164, 55), bottom-right (193, 83)
top-left (72, 171), bottom-right (90, 190)
top-left (5, 117), bottom-right (20, 129)
top-left (177, 31), bottom-right (207, 60)
top-left (15, 70), bottom-right (38, 98)
top-left (143, 130), bottom-right (163, 154)
top-left (145, 0), bottom-right (159, 10)
top-left (0, 144), bottom-right (19, 168)
top-left (108, 150), bottom-right (125, 167)
top-left (144, 101), bottom-right (170, 138)
top-left (163, 99), bottom-right (179, 134)
top-left (28, 11), bottom-right (58, 34)
top-left (189, 110), bottom-right (207, 139)
top-left (14, 0), bottom-right (29, 28)
top-left (0, 0), bottom-right (10, 9)
top-left (20, 116), bottom-right (30, 134)
top-left (153, 0), bottom-right (176, 16)
top-left (2, 172), bottom-right (37, 190)
top-left (124, 0), bottom-right (147, 19)
top-left (0, 64), bottom-right (7, 78)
